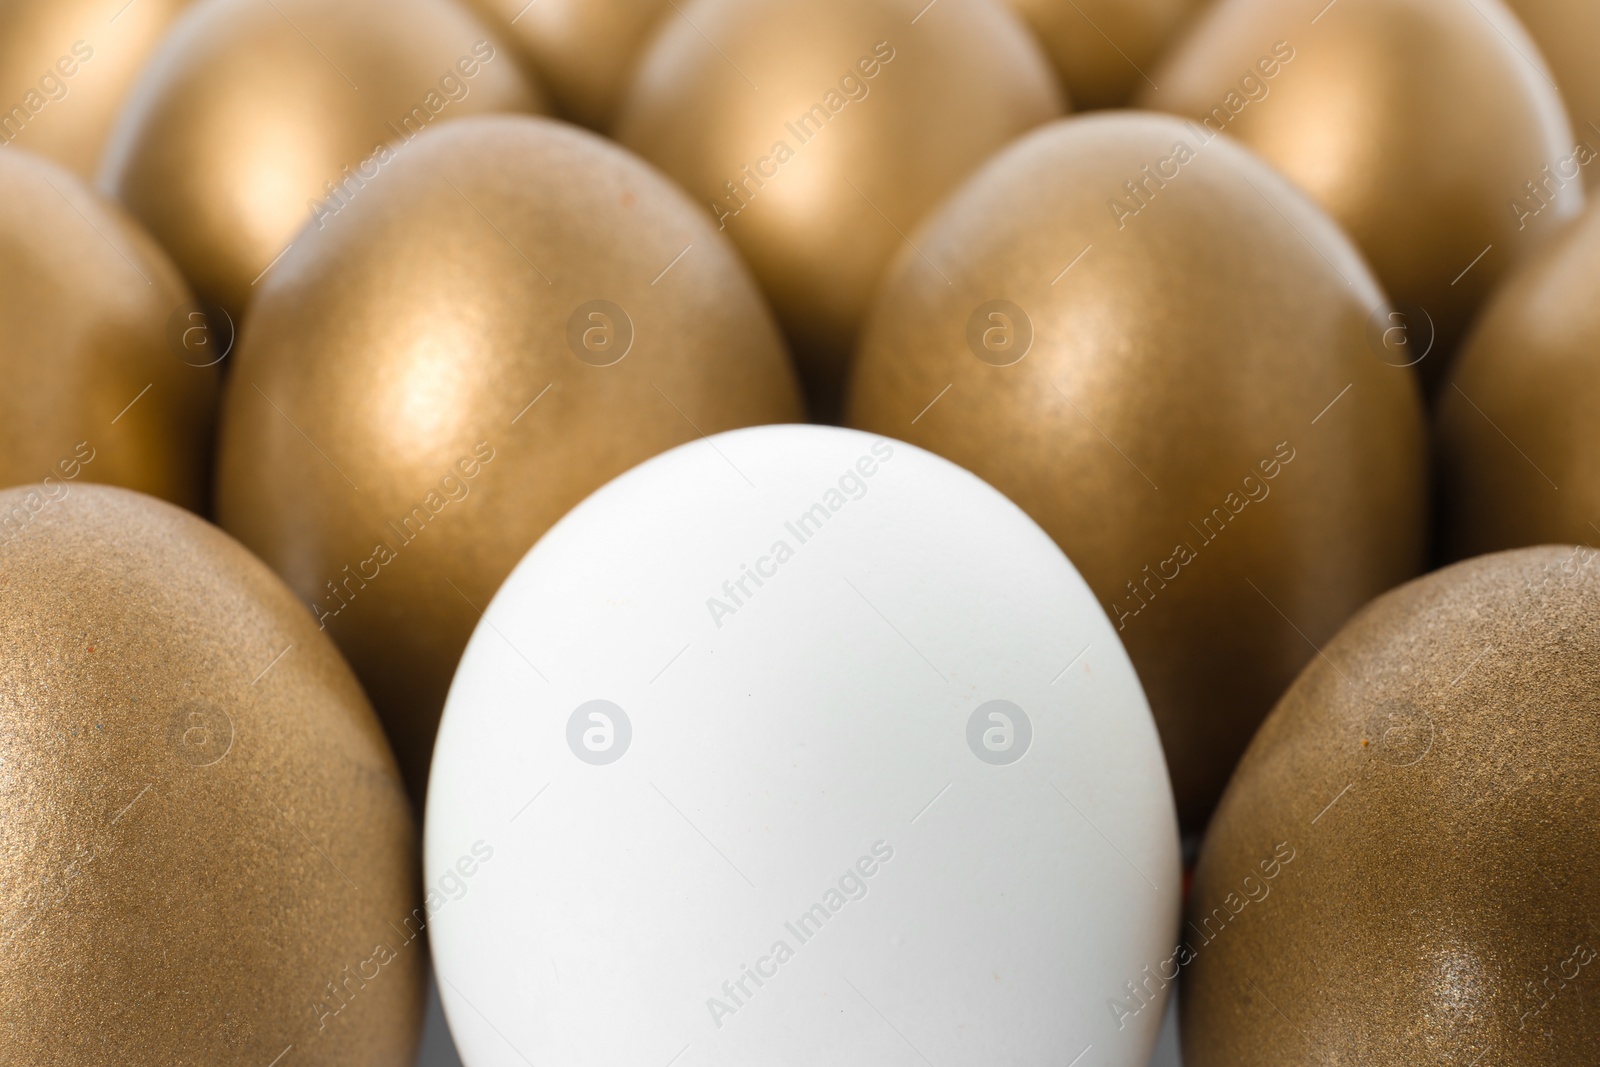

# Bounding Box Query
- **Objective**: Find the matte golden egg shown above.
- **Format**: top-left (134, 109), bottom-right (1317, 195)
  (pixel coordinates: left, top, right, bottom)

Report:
top-left (1505, 0), bottom-right (1600, 188)
top-left (1003, 0), bottom-right (1203, 110)
top-left (1182, 546), bottom-right (1600, 1065)
top-left (1437, 200), bottom-right (1600, 560)
top-left (0, 148), bottom-right (216, 511)
top-left (1140, 0), bottom-right (1583, 379)
top-left (467, 0), bottom-right (668, 128)
top-left (99, 0), bottom-right (546, 319)
top-left (0, 0), bottom-right (190, 177)
top-left (845, 112), bottom-right (1427, 830)
top-left (214, 115), bottom-right (803, 801)
top-left (0, 485), bottom-right (423, 1066)
top-left (614, 0), bottom-right (1063, 407)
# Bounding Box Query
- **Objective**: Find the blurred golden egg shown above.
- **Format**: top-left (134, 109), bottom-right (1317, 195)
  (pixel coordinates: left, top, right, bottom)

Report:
top-left (845, 112), bottom-right (1427, 830)
top-left (0, 484), bottom-right (422, 1066)
top-left (1437, 200), bottom-right (1600, 560)
top-left (214, 115), bottom-right (803, 800)
top-left (100, 0), bottom-right (546, 319)
top-left (1003, 0), bottom-right (1203, 110)
top-left (0, 0), bottom-right (190, 177)
top-left (614, 0), bottom-right (1063, 408)
top-left (1505, 0), bottom-right (1600, 189)
top-left (1141, 0), bottom-right (1583, 380)
top-left (1183, 546), bottom-right (1600, 1065)
top-left (0, 148), bottom-right (216, 511)
top-left (467, 0), bottom-right (669, 128)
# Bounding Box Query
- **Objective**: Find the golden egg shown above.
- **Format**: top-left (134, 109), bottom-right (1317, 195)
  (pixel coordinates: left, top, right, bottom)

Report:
top-left (1437, 200), bottom-right (1600, 560)
top-left (1003, 0), bottom-right (1203, 110)
top-left (99, 0), bottom-right (547, 320)
top-left (614, 0), bottom-right (1063, 408)
top-left (0, 484), bottom-right (422, 1065)
top-left (214, 115), bottom-right (803, 801)
top-left (0, 148), bottom-right (216, 511)
top-left (0, 0), bottom-right (190, 177)
top-left (1182, 546), bottom-right (1600, 1065)
top-left (1505, 0), bottom-right (1600, 188)
top-left (466, 0), bottom-right (669, 128)
top-left (845, 112), bottom-right (1427, 830)
top-left (1140, 0), bottom-right (1584, 380)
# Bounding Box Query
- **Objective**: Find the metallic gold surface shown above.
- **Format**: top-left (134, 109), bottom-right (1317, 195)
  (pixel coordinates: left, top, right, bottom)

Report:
top-left (1004, 0), bottom-right (1202, 110)
top-left (468, 0), bottom-right (669, 129)
top-left (1505, 0), bottom-right (1600, 190)
top-left (1437, 199), bottom-right (1600, 560)
top-left (1140, 0), bottom-right (1583, 381)
top-left (0, 148), bottom-right (216, 511)
top-left (0, 485), bottom-right (423, 1065)
top-left (214, 115), bottom-right (803, 802)
top-left (845, 113), bottom-right (1427, 831)
top-left (614, 0), bottom-right (1063, 408)
top-left (0, 0), bottom-right (189, 177)
top-left (99, 0), bottom-right (547, 320)
top-left (1183, 546), bottom-right (1600, 1065)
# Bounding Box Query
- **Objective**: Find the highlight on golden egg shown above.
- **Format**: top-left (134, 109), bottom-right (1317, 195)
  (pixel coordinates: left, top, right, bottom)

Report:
top-left (1505, 0), bottom-right (1600, 188)
top-left (98, 0), bottom-right (547, 319)
top-left (214, 114), bottom-right (803, 802)
top-left (467, 0), bottom-right (669, 129)
top-left (1140, 0), bottom-right (1584, 380)
top-left (1181, 545), bottom-right (1600, 1065)
top-left (1436, 198), bottom-right (1600, 560)
top-left (614, 0), bottom-right (1064, 407)
top-left (1003, 0), bottom-right (1203, 110)
top-left (0, 0), bottom-right (190, 177)
top-left (0, 484), bottom-right (423, 1066)
top-left (846, 111), bottom-right (1427, 831)
top-left (0, 147), bottom-right (217, 511)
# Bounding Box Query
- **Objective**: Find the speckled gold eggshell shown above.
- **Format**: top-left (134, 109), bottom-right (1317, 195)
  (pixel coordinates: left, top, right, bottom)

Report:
top-left (0, 148), bottom-right (216, 511)
top-left (1183, 545), bottom-right (1600, 1065)
top-left (214, 114), bottom-right (803, 802)
top-left (846, 112), bottom-right (1428, 831)
top-left (0, 484), bottom-right (422, 1066)
top-left (1505, 0), bottom-right (1600, 189)
top-left (1004, 0), bottom-right (1204, 109)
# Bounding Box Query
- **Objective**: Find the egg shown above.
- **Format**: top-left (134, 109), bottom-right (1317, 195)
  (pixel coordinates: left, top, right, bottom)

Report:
top-left (0, 148), bottom-right (216, 510)
top-left (1505, 0), bottom-right (1600, 188)
top-left (1003, 0), bottom-right (1203, 110)
top-left (613, 0), bottom-right (1063, 408)
top-left (426, 423), bottom-right (1180, 1067)
top-left (0, 485), bottom-right (422, 1065)
top-left (466, 0), bottom-right (669, 128)
top-left (1140, 0), bottom-right (1583, 379)
top-left (0, 0), bottom-right (189, 177)
top-left (214, 115), bottom-right (802, 803)
top-left (99, 0), bottom-right (546, 319)
top-left (845, 112), bottom-right (1428, 831)
top-left (1182, 545), bottom-right (1600, 1065)
top-left (1436, 200), bottom-right (1600, 560)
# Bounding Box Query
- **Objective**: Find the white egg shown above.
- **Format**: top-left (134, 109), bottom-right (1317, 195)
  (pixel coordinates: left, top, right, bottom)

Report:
top-left (424, 424), bottom-right (1180, 1066)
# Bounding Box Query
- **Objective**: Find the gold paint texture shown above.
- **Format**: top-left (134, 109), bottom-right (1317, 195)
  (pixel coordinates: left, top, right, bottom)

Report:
top-left (1141, 0), bottom-right (1584, 379)
top-left (0, 485), bottom-right (422, 1066)
top-left (1437, 199), bottom-right (1600, 559)
top-left (614, 0), bottom-right (1063, 406)
top-left (846, 113), bottom-right (1427, 830)
top-left (99, 0), bottom-right (548, 319)
top-left (1003, 0), bottom-right (1204, 110)
top-left (1184, 546), bottom-right (1600, 1065)
top-left (1505, 0), bottom-right (1600, 189)
top-left (0, 0), bottom-right (190, 177)
top-left (214, 115), bottom-right (803, 801)
top-left (0, 149), bottom-right (216, 511)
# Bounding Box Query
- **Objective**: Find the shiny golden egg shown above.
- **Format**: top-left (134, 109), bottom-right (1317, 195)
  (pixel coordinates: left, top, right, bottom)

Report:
top-left (845, 112), bottom-right (1427, 831)
top-left (214, 115), bottom-right (803, 801)
top-left (1505, 0), bottom-right (1600, 189)
top-left (99, 0), bottom-right (547, 319)
top-left (614, 0), bottom-right (1063, 408)
top-left (0, 0), bottom-right (190, 177)
top-left (1182, 545), bottom-right (1600, 1065)
top-left (0, 148), bottom-right (216, 511)
top-left (0, 484), bottom-right (423, 1066)
top-left (1003, 0), bottom-right (1203, 110)
top-left (1437, 199), bottom-right (1600, 559)
top-left (1140, 0), bottom-right (1584, 380)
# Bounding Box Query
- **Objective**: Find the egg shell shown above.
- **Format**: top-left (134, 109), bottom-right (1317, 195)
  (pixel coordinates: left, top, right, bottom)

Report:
top-left (1003, 0), bottom-right (1205, 110)
top-left (1504, 0), bottom-right (1600, 189)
